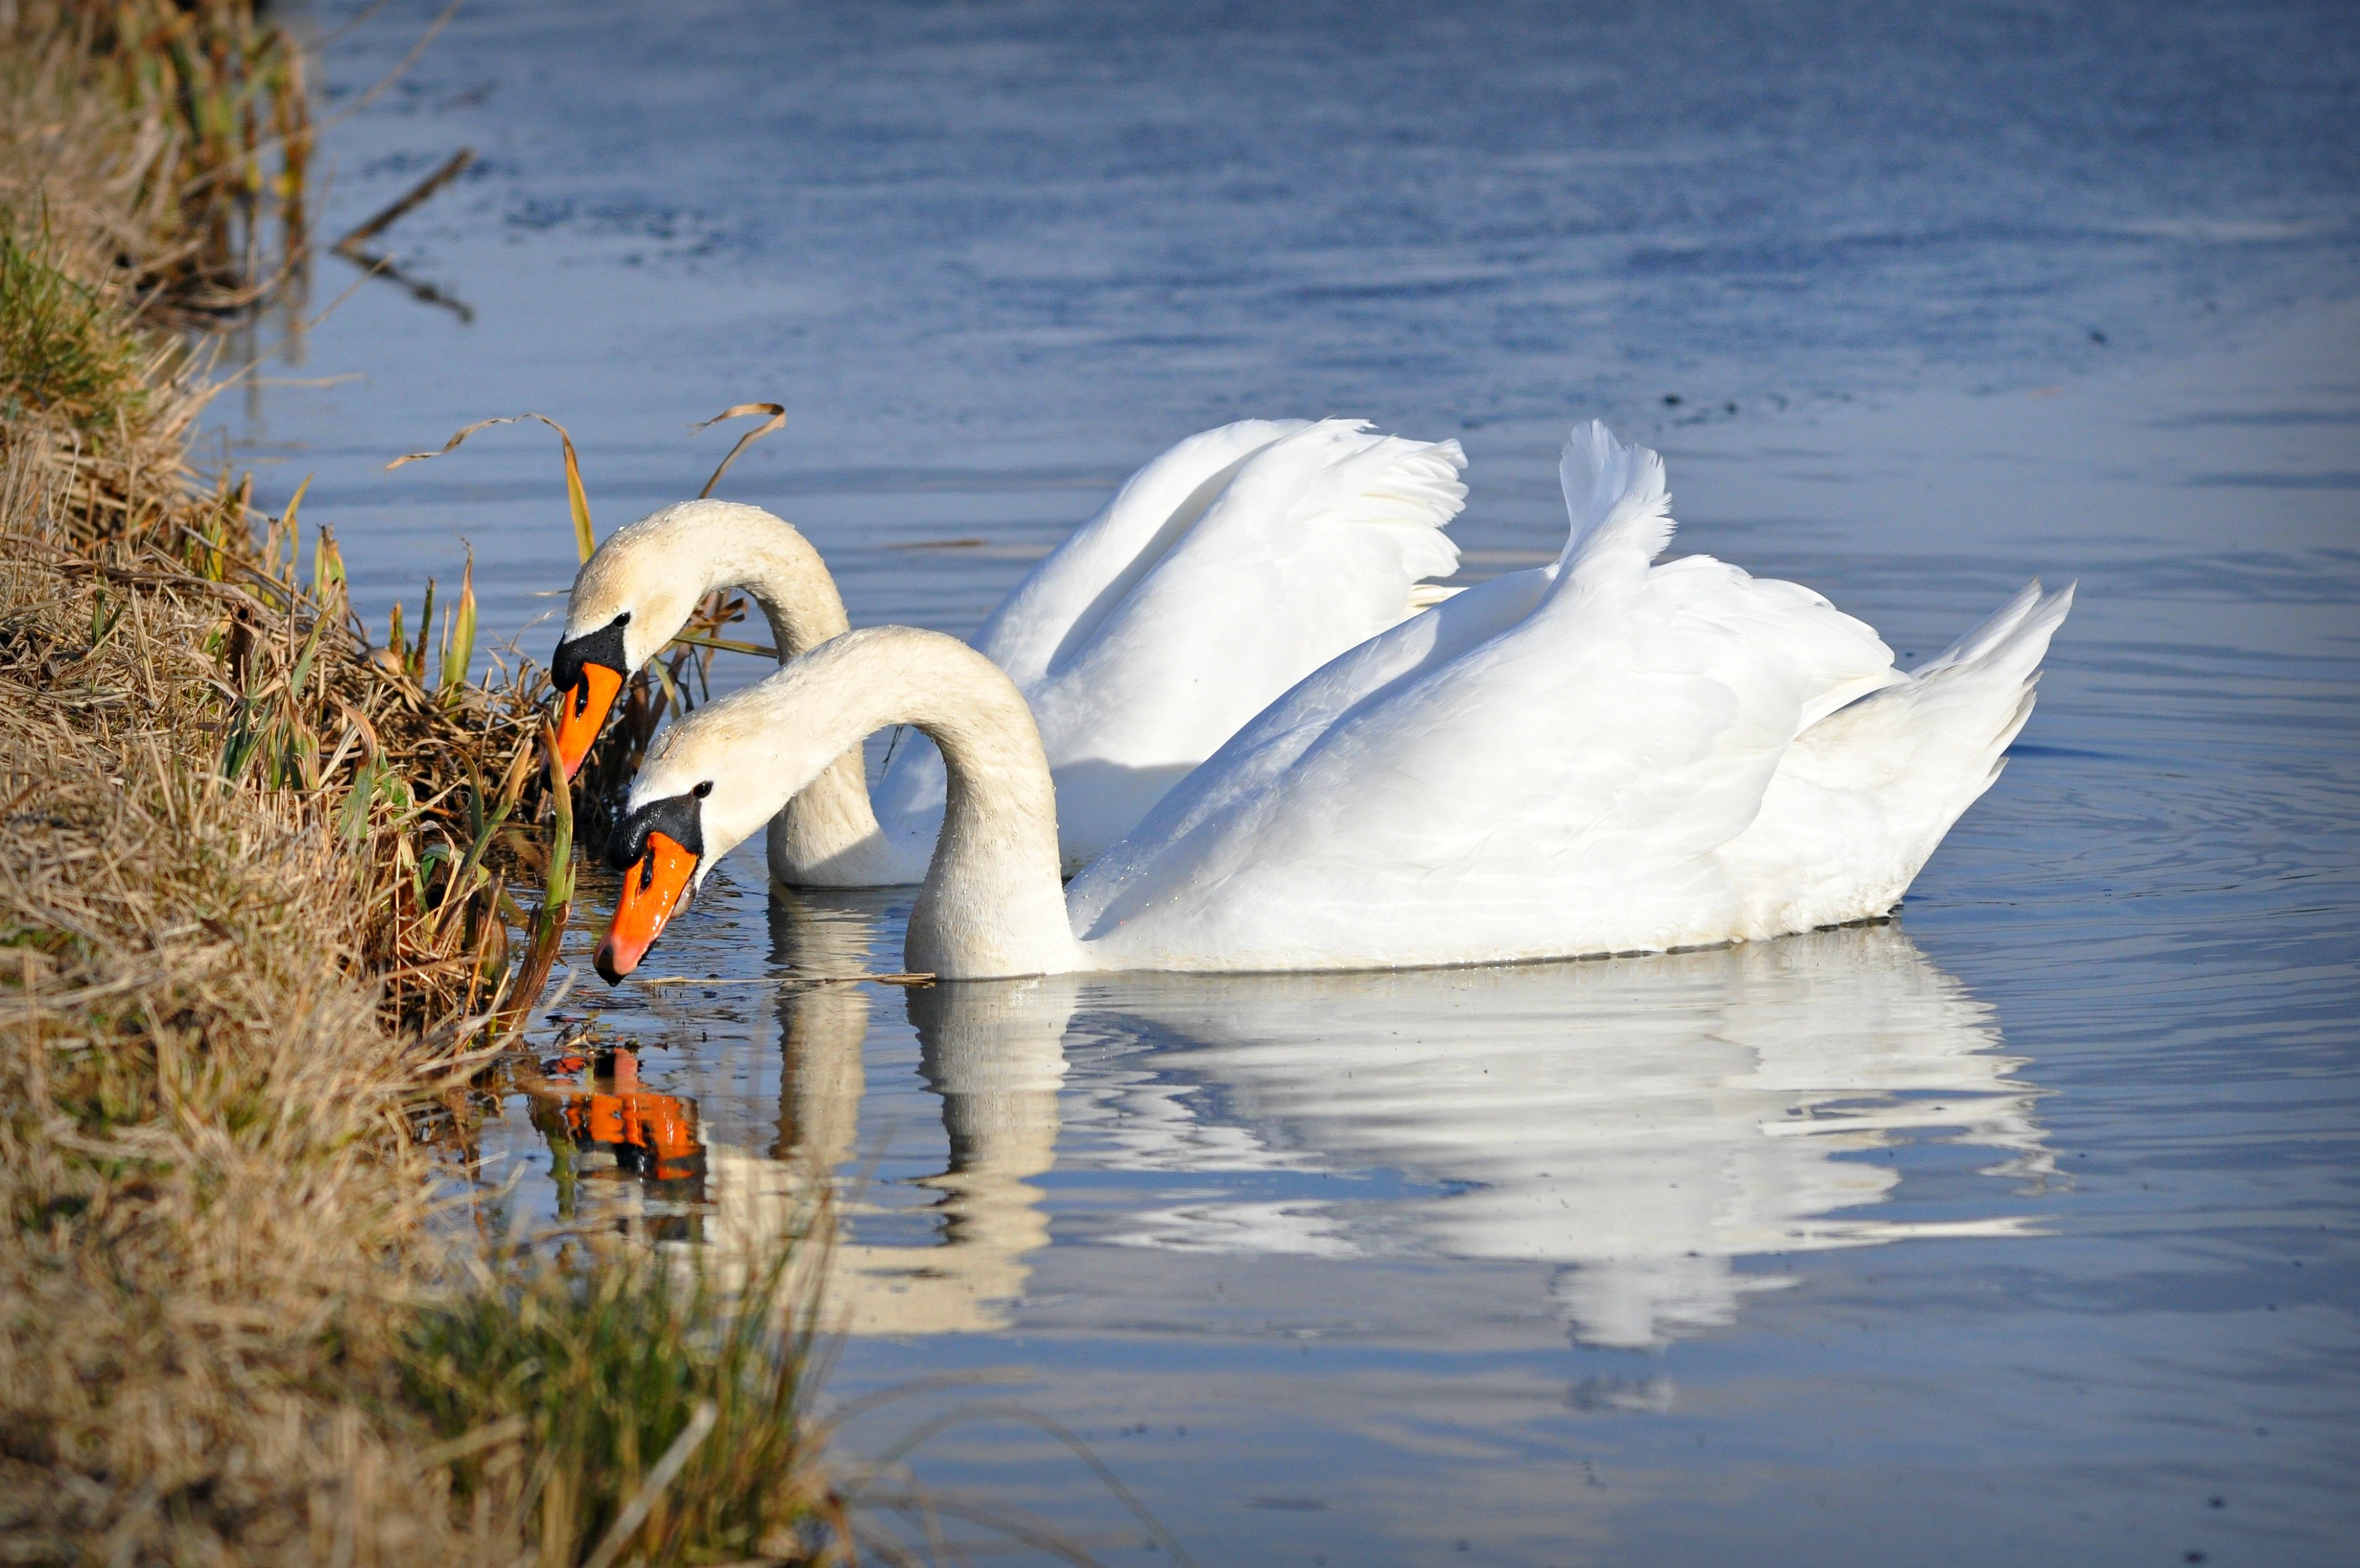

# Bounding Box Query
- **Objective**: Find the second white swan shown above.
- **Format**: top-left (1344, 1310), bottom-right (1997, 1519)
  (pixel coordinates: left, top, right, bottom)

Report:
top-left (594, 423), bottom-right (2071, 981)
top-left (550, 418), bottom-right (1466, 885)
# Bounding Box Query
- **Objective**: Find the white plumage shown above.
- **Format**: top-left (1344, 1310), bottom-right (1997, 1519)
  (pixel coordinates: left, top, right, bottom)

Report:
top-left (561, 418), bottom-right (1467, 885)
top-left (869, 417), bottom-right (1469, 872)
top-left (627, 422), bottom-right (2071, 979)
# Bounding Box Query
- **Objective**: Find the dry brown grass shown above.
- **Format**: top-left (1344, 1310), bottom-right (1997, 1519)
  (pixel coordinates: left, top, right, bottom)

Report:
top-left (0, 532), bottom-right (516, 1564)
top-left (2, 0), bottom-right (313, 323)
top-left (1, 7), bottom-right (843, 1565)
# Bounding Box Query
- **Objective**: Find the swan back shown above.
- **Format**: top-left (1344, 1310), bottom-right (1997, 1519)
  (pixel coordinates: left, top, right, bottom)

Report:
top-left (1068, 424), bottom-right (1920, 970)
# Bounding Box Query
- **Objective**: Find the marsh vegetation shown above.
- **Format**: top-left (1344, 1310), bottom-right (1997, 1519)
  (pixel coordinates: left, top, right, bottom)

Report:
top-left (1, 7), bottom-right (845, 1562)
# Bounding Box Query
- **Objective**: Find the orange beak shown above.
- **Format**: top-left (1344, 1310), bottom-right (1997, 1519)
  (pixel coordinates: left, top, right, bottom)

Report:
top-left (554, 662), bottom-right (625, 780)
top-left (595, 831), bottom-right (698, 983)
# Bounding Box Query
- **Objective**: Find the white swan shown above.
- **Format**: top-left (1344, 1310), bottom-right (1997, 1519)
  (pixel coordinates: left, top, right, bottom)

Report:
top-left (594, 422), bottom-right (2072, 981)
top-left (551, 418), bottom-right (1467, 886)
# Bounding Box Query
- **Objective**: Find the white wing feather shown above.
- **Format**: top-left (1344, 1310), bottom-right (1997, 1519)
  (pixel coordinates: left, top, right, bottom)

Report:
top-left (1025, 419), bottom-right (1465, 765)
top-left (1070, 423), bottom-right (1930, 969)
top-left (971, 419), bottom-right (1308, 690)
top-left (880, 418), bottom-right (1469, 868)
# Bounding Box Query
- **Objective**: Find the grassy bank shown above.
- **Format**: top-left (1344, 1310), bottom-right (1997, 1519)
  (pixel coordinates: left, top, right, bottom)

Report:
top-left (1, 6), bottom-right (838, 1563)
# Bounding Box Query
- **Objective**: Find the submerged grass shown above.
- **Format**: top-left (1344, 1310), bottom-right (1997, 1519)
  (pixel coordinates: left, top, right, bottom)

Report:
top-left (1, 7), bottom-right (847, 1565)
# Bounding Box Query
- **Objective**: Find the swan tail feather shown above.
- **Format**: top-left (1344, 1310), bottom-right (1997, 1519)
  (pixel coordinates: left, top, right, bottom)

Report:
top-left (1797, 579), bottom-right (2072, 842)
top-left (1736, 581), bottom-right (2071, 931)
top-left (1555, 421), bottom-right (1673, 587)
top-left (1913, 580), bottom-right (2046, 677)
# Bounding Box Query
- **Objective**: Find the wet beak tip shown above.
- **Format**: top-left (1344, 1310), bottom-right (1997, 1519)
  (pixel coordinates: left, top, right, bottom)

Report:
top-left (593, 939), bottom-right (627, 985)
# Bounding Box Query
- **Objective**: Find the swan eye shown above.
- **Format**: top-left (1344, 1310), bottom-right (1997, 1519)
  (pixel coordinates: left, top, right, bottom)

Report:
top-left (692, 780), bottom-right (713, 799)
top-left (612, 612), bottom-right (631, 628)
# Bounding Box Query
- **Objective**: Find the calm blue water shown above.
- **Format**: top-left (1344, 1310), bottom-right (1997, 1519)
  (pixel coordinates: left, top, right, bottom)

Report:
top-left (229, 3), bottom-right (2358, 1562)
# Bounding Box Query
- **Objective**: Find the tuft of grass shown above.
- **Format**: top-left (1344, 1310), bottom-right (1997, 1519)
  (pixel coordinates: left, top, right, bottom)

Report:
top-left (0, 520), bottom-right (519, 1561)
top-left (0, 8), bottom-right (846, 1565)
top-left (0, 227), bottom-right (151, 429)
top-left (400, 1221), bottom-right (844, 1568)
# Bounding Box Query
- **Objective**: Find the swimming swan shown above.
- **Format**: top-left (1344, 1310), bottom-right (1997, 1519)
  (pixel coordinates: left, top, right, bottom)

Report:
top-left (550, 418), bottom-right (1465, 886)
top-left (594, 422), bottom-right (2071, 980)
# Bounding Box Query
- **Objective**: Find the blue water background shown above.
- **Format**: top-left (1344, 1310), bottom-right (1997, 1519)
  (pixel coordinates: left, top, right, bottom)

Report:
top-left (216, 4), bottom-right (2360, 1562)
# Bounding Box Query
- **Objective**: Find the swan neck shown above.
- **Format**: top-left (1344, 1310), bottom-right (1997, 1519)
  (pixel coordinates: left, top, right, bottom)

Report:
top-left (906, 644), bottom-right (1078, 979)
top-left (691, 508), bottom-right (876, 875)
top-left (715, 516), bottom-right (851, 661)
top-left (761, 630), bottom-right (1078, 976)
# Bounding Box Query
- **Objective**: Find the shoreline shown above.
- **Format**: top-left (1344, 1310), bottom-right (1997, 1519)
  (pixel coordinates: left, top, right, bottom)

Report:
top-left (1, 8), bottom-right (837, 1563)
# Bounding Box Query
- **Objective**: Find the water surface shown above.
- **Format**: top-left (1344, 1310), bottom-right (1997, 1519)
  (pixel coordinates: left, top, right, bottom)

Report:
top-left (227, 4), bottom-right (2358, 1562)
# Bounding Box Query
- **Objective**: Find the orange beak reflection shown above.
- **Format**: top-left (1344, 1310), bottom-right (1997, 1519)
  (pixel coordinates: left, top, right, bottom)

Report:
top-left (595, 831), bottom-right (698, 983)
top-left (554, 662), bottom-right (625, 780)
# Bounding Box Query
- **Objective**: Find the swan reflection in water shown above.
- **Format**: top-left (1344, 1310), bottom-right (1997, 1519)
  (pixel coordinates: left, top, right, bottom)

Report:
top-left (698, 896), bottom-right (2053, 1350)
top-left (701, 892), bottom-right (1075, 1336)
top-left (525, 1043), bottom-right (707, 1230)
top-left (1066, 926), bottom-right (2054, 1348)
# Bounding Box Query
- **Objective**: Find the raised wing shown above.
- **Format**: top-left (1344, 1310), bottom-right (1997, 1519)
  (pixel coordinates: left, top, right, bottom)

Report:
top-left (1071, 424), bottom-right (1900, 969)
top-left (1030, 418), bottom-right (1461, 734)
top-left (882, 419), bottom-right (1469, 867)
top-left (971, 419), bottom-right (1307, 689)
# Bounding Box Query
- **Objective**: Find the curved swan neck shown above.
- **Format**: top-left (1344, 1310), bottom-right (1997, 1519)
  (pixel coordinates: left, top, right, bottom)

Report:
top-left (570, 500), bottom-right (852, 661)
top-left (679, 503), bottom-right (882, 873)
top-left (702, 509), bottom-right (852, 661)
top-left (690, 513), bottom-right (886, 879)
top-left (680, 627), bottom-right (1081, 977)
top-left (600, 501), bottom-right (878, 875)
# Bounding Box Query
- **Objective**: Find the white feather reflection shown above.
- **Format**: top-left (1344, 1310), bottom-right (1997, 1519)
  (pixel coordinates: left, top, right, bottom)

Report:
top-left (1066, 924), bottom-right (2051, 1348)
top-left (713, 899), bottom-right (2048, 1350)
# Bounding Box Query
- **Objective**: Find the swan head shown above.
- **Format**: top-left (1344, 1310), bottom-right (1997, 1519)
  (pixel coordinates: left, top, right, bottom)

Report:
top-left (594, 779), bottom-right (708, 983)
top-left (550, 503), bottom-right (739, 777)
top-left (593, 676), bottom-right (846, 981)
